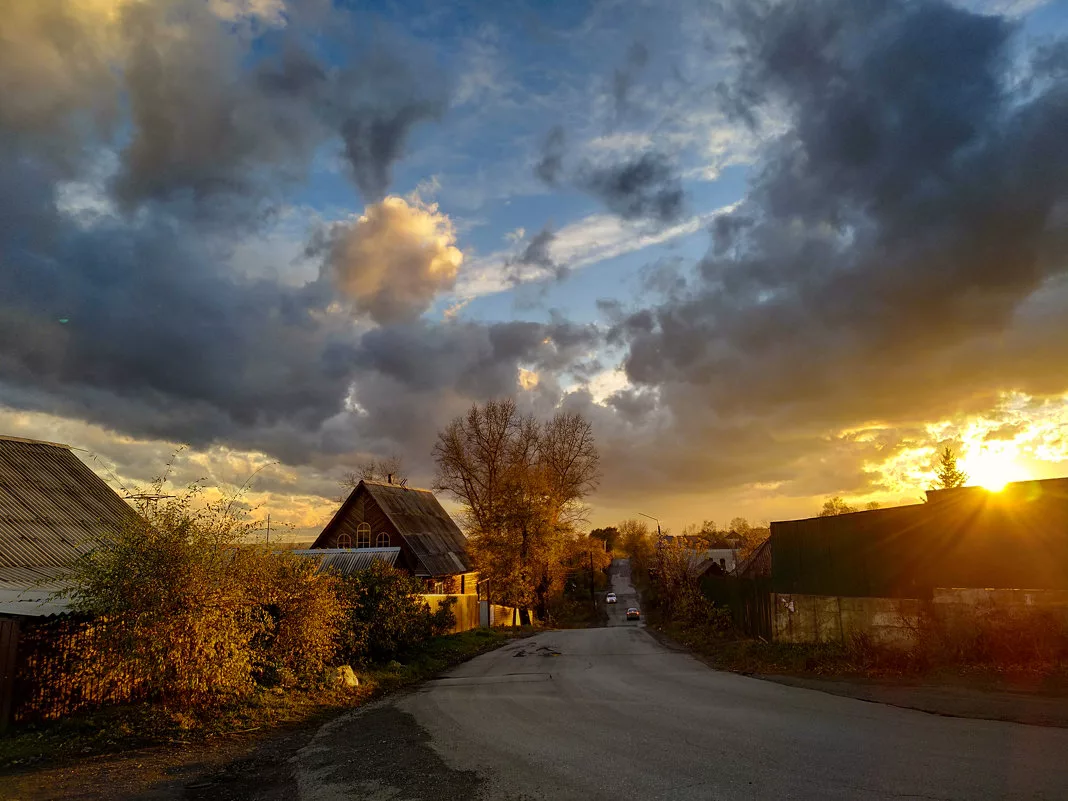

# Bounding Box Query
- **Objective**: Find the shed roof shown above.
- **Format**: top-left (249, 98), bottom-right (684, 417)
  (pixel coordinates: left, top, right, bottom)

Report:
top-left (0, 435), bottom-right (139, 614)
top-left (315, 480), bottom-right (474, 577)
top-left (291, 547), bottom-right (400, 576)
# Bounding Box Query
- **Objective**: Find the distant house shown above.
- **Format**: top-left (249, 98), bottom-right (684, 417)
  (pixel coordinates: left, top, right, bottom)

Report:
top-left (663, 534), bottom-right (742, 576)
top-left (310, 479), bottom-right (477, 594)
top-left (694, 548), bottom-right (742, 577)
top-left (0, 435), bottom-right (140, 618)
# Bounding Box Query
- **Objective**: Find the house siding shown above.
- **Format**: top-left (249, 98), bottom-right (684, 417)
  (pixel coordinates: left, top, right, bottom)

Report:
top-left (316, 493), bottom-right (420, 572)
top-left (313, 480), bottom-right (474, 580)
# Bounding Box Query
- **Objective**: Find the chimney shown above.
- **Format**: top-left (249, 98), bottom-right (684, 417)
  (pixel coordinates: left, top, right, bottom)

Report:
top-left (387, 473), bottom-right (394, 485)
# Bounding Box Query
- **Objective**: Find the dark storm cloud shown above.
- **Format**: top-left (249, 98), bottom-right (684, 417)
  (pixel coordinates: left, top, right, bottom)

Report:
top-left (536, 0), bottom-right (1068, 507)
top-left (0, 0), bottom-right (592, 473)
top-left (100, 2), bottom-right (445, 210)
top-left (577, 151), bottom-right (684, 223)
top-left (534, 126), bottom-right (566, 186)
top-left (616, 0), bottom-right (1068, 431)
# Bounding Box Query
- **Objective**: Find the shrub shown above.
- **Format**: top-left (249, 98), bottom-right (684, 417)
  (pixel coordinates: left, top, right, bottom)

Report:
top-left (65, 481), bottom-right (343, 710)
top-left (335, 561), bottom-right (455, 665)
top-left (244, 550), bottom-right (345, 687)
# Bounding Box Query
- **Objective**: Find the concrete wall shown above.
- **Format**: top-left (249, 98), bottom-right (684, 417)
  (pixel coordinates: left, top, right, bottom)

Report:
top-left (773, 593), bottom-right (922, 646)
top-left (772, 588), bottom-right (1068, 646)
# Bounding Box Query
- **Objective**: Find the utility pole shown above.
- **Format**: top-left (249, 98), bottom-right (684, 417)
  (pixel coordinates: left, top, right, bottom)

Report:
top-left (266, 513), bottom-right (271, 547)
top-left (589, 550), bottom-right (595, 602)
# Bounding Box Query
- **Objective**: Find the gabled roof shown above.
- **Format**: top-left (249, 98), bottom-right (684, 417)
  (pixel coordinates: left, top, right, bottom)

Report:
top-left (0, 435), bottom-right (141, 615)
top-left (292, 547), bottom-right (400, 576)
top-left (315, 480), bottom-right (474, 577)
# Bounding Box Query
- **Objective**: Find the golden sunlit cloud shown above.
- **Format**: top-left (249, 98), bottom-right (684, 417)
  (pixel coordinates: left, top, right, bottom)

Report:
top-left (858, 392), bottom-right (1068, 501)
top-left (518, 368), bottom-right (539, 391)
top-left (329, 196), bottom-right (463, 324)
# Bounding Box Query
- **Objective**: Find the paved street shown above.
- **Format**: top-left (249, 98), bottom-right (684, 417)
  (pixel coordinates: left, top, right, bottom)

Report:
top-left (297, 560), bottom-right (1068, 800)
top-left (604, 556), bottom-right (643, 627)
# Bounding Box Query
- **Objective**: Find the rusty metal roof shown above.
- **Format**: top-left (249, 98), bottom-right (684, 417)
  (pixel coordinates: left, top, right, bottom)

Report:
top-left (315, 480), bottom-right (474, 577)
top-left (0, 436), bottom-right (139, 593)
top-left (291, 547), bottom-right (400, 576)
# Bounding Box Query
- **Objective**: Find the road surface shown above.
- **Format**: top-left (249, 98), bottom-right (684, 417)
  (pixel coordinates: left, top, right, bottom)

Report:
top-left (604, 556), bottom-right (642, 627)
top-left (296, 559), bottom-right (1068, 800)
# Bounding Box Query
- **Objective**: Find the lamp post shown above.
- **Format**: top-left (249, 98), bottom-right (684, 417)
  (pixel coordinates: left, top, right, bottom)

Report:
top-left (638, 512), bottom-right (662, 540)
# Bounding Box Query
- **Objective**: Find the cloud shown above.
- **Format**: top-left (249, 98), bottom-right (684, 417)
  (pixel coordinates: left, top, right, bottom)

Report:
top-left (534, 126), bottom-right (567, 186)
top-left (321, 197), bottom-right (462, 325)
top-left (504, 225), bottom-right (568, 288)
top-left (599, 0), bottom-right (1068, 499)
top-left (455, 206), bottom-right (732, 298)
top-left (0, 0), bottom-right (446, 214)
top-left (577, 151), bottom-right (684, 222)
top-left (612, 41), bottom-right (650, 122)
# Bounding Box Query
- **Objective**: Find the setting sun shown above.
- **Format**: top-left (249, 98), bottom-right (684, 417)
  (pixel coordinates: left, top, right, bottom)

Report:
top-left (959, 445), bottom-right (1030, 492)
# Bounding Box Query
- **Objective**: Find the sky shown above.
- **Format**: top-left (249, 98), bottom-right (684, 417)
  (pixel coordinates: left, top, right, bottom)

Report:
top-left (2, 0), bottom-right (1068, 540)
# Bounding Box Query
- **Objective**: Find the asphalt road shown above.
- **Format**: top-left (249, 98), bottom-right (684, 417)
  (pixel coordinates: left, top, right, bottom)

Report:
top-left (297, 559), bottom-right (1068, 800)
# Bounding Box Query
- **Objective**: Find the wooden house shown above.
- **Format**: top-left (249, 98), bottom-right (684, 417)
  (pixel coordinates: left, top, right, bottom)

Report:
top-left (310, 479), bottom-right (477, 594)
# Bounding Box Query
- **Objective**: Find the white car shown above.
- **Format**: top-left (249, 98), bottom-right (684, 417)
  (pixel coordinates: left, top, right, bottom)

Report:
top-left (605, 592), bottom-right (617, 604)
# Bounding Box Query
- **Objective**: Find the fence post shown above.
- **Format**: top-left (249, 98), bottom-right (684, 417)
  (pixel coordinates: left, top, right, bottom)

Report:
top-left (0, 619), bottom-right (20, 733)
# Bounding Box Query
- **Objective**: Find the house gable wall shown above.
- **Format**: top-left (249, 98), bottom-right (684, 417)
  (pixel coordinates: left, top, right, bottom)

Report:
top-left (312, 487), bottom-right (421, 575)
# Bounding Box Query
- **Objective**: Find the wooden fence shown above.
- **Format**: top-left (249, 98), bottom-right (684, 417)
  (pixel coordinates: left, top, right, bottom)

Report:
top-left (700, 576), bottom-right (774, 640)
top-left (9, 617), bottom-right (141, 725)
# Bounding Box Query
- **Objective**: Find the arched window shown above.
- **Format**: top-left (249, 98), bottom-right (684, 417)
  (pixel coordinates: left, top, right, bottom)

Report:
top-left (376, 532), bottom-right (390, 548)
top-left (336, 533), bottom-right (352, 548)
top-left (356, 522), bottom-right (371, 548)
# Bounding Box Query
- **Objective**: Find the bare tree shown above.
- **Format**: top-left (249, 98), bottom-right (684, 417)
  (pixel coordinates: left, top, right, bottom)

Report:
top-left (338, 454), bottom-right (409, 496)
top-left (818, 496), bottom-right (856, 517)
top-left (433, 399), bottom-right (600, 623)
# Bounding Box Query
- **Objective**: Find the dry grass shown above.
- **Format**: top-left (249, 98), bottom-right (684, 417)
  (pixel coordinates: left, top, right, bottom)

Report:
top-left (0, 627), bottom-right (530, 772)
top-left (651, 604), bottom-right (1068, 689)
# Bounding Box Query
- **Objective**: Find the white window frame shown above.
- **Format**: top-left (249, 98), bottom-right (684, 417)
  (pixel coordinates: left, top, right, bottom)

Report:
top-left (356, 522), bottom-right (371, 548)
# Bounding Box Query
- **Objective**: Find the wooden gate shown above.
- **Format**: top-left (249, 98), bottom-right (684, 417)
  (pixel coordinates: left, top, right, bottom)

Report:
top-left (701, 576), bottom-right (773, 639)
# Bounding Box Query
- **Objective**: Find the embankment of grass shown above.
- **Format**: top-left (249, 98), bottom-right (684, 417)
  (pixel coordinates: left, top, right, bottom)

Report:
top-left (648, 619), bottom-right (1068, 692)
top-left (0, 627), bottom-right (531, 772)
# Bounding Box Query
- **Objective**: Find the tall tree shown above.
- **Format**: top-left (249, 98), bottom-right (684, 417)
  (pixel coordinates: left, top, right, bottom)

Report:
top-left (589, 526), bottom-right (619, 552)
top-left (818, 496), bottom-right (856, 517)
top-left (433, 399), bottom-right (600, 623)
top-left (934, 446), bottom-right (968, 489)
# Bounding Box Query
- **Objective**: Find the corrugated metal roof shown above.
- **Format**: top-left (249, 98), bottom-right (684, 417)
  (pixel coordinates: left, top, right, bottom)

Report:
top-left (316, 481), bottom-right (474, 577)
top-left (0, 585), bottom-right (72, 617)
top-left (0, 437), bottom-right (140, 615)
top-left (291, 547), bottom-right (400, 576)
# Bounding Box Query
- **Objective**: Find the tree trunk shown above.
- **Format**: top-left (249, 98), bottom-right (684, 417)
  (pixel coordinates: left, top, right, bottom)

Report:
top-left (518, 608), bottom-right (532, 626)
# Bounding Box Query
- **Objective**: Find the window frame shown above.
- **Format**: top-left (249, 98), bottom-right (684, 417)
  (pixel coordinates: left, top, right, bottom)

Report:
top-left (336, 533), bottom-right (352, 548)
top-left (375, 531), bottom-right (390, 548)
top-left (356, 522), bottom-right (371, 548)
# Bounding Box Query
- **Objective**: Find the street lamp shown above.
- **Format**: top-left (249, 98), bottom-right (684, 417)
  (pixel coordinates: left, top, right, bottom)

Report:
top-left (637, 512), bottom-right (662, 540)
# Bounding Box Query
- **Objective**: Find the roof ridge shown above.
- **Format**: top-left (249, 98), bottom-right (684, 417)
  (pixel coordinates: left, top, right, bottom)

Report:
top-left (360, 479), bottom-right (437, 493)
top-left (0, 434), bottom-right (72, 449)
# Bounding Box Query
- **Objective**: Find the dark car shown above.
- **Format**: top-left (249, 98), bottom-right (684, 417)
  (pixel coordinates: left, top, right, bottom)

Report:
top-left (626, 607), bottom-right (641, 621)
